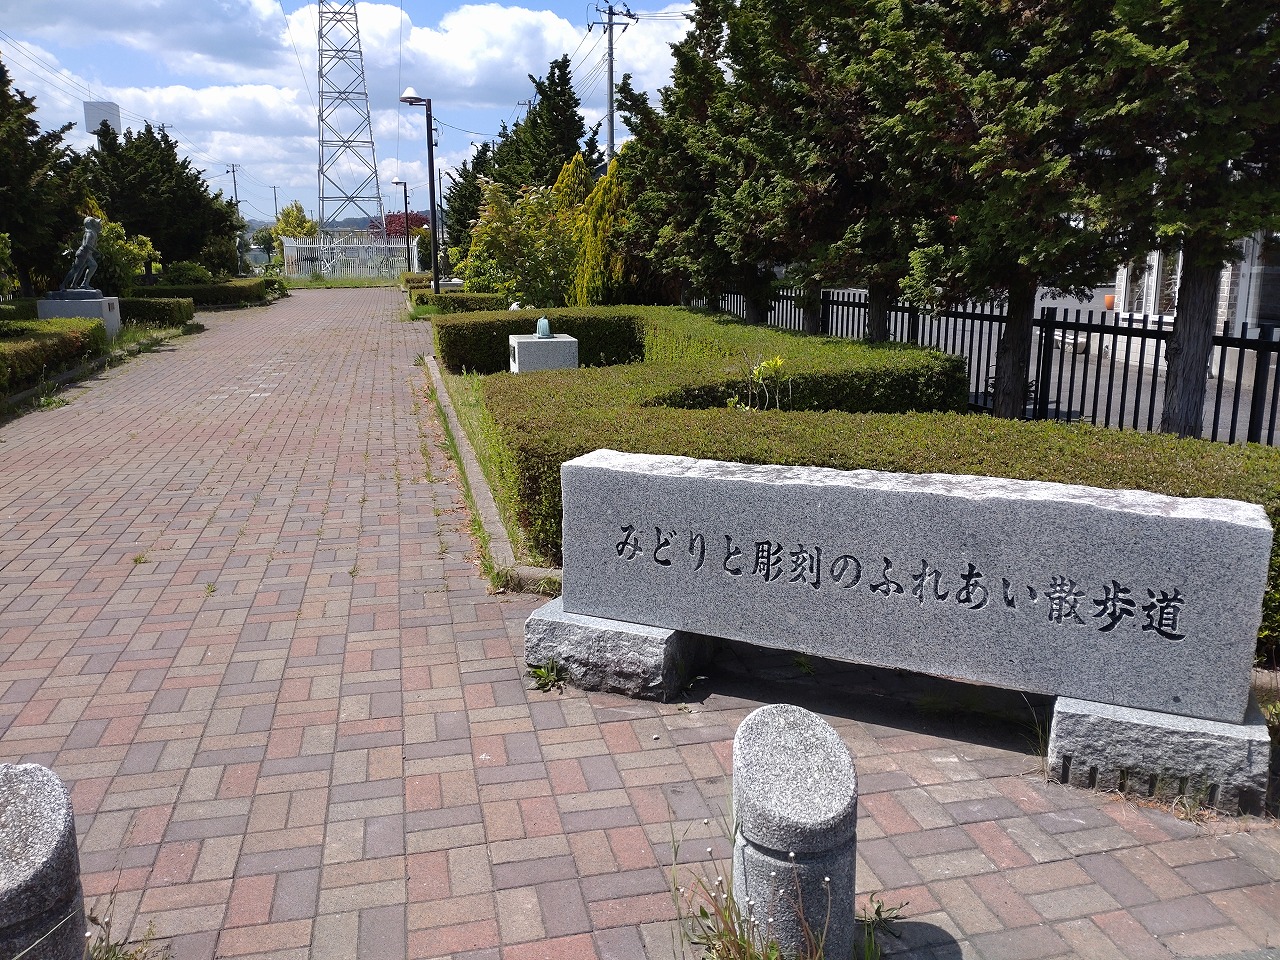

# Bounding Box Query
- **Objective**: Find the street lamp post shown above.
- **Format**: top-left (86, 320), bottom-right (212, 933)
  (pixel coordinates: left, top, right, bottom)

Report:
top-left (391, 178), bottom-right (412, 273)
top-left (399, 86), bottom-right (441, 294)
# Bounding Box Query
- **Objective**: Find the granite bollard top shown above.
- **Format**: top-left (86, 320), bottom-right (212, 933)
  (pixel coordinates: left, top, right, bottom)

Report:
top-left (0, 763), bottom-right (86, 960)
top-left (731, 704), bottom-right (858, 959)
top-left (560, 449), bottom-right (1272, 724)
top-left (732, 703), bottom-right (858, 853)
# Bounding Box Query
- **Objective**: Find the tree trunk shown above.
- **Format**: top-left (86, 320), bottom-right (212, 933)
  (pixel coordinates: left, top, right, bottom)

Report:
top-left (1161, 240), bottom-right (1221, 438)
top-left (800, 279), bottom-right (823, 335)
top-left (741, 271), bottom-right (772, 326)
top-left (992, 275), bottom-right (1038, 419)
top-left (866, 280), bottom-right (891, 343)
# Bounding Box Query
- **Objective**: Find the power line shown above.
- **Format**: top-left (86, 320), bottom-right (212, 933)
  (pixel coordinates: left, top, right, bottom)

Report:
top-left (278, 0), bottom-right (316, 111)
top-left (589, 2), bottom-right (638, 160)
top-left (436, 117), bottom-right (501, 138)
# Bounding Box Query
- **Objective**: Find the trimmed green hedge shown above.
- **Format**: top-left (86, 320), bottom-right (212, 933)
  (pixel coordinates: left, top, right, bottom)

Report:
top-left (403, 273), bottom-right (434, 289)
top-left (132, 278), bottom-right (266, 306)
top-left (0, 317), bottom-right (108, 396)
top-left (414, 291), bottom-right (507, 312)
top-left (481, 393), bottom-right (1280, 663)
top-left (0, 298), bottom-right (39, 325)
top-left (120, 297), bottom-right (196, 326)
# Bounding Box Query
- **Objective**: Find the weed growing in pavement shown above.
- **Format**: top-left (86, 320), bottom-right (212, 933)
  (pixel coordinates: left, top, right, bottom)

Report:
top-left (527, 658), bottom-right (568, 693)
top-left (131, 553), bottom-right (149, 565)
top-left (85, 914), bottom-right (172, 960)
top-left (203, 582), bottom-right (216, 596)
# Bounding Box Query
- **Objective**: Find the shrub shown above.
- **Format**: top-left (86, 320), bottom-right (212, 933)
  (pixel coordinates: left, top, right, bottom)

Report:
top-left (131, 278), bottom-right (266, 306)
top-left (159, 261), bottom-right (214, 285)
top-left (415, 291), bottom-right (508, 314)
top-left (120, 297), bottom-right (196, 326)
top-left (0, 317), bottom-right (108, 396)
top-left (0, 298), bottom-right (40, 325)
top-left (402, 273), bottom-right (434, 290)
top-left (434, 306), bottom-right (647, 373)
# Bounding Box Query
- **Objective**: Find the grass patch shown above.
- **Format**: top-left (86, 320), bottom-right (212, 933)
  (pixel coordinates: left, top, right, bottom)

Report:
top-left (439, 367), bottom-right (559, 569)
top-left (285, 276), bottom-right (400, 289)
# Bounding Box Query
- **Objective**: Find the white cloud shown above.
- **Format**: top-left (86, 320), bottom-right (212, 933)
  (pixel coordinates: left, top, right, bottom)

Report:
top-left (0, 0), bottom-right (690, 222)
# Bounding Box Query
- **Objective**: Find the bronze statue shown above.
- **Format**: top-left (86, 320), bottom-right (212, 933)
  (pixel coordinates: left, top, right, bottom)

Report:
top-left (61, 217), bottom-right (102, 291)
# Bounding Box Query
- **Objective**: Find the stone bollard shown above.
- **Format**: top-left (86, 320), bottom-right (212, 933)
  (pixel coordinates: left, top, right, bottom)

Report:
top-left (732, 704), bottom-right (858, 959)
top-left (0, 764), bottom-right (87, 960)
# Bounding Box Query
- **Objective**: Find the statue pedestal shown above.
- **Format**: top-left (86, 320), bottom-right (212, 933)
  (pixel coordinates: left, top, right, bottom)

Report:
top-left (38, 290), bottom-right (120, 339)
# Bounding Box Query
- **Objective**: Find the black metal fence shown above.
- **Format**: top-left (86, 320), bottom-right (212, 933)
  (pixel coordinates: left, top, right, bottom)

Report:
top-left (709, 288), bottom-right (1280, 446)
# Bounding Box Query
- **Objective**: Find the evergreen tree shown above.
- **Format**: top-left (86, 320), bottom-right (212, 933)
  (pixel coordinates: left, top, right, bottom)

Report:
top-left (0, 59), bottom-right (83, 295)
top-left (1080, 0), bottom-right (1280, 436)
top-left (444, 141), bottom-right (494, 259)
top-left (82, 121), bottom-right (243, 269)
top-left (490, 57), bottom-right (603, 193)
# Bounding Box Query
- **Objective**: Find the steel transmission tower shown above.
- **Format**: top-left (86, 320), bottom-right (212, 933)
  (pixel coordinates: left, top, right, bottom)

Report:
top-left (317, 0), bottom-right (384, 235)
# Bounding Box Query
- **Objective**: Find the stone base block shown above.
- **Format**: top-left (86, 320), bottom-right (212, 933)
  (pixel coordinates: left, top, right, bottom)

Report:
top-left (509, 334), bottom-right (578, 373)
top-left (525, 597), bottom-right (709, 701)
top-left (37, 296), bottom-right (120, 339)
top-left (1048, 697), bottom-right (1273, 814)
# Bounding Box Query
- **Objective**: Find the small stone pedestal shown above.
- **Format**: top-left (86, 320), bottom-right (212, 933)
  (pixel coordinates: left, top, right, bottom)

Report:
top-left (525, 597), bottom-right (707, 701)
top-left (1048, 697), bottom-right (1272, 814)
top-left (0, 763), bottom-right (86, 960)
top-left (732, 704), bottom-right (858, 958)
top-left (37, 290), bottom-right (120, 339)
top-left (509, 334), bottom-right (577, 373)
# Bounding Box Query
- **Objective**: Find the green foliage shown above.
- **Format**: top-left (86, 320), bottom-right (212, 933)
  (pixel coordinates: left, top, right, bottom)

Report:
top-left (527, 658), bottom-right (568, 693)
top-left (414, 291), bottom-right (507, 313)
top-left (250, 225), bottom-right (276, 254)
top-left (572, 159), bottom-right (627, 306)
top-left (434, 306), bottom-right (646, 374)
top-left (402, 273), bottom-right (434, 290)
top-left (273, 200), bottom-right (318, 242)
top-left (462, 177), bottom-right (577, 307)
top-left (132, 278), bottom-right (265, 306)
top-left (82, 120), bottom-right (242, 268)
top-left (81, 199), bottom-right (159, 297)
top-left (0, 232), bottom-right (17, 297)
top-left (120, 297), bottom-right (195, 326)
top-left (159, 261), bottom-right (213, 285)
top-left (0, 297), bottom-right (38, 324)
top-left (0, 316), bottom-right (108, 396)
top-left (0, 58), bottom-right (84, 295)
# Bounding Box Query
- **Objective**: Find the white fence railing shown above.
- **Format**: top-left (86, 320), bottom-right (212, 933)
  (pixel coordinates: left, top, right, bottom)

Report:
top-left (281, 238), bottom-right (415, 278)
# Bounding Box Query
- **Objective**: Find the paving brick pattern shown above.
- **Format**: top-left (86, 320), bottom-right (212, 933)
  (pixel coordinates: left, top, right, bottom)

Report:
top-left (0, 289), bottom-right (1275, 959)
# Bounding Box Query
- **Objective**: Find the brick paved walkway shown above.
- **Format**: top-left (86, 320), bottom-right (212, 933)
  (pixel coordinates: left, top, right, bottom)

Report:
top-left (0, 289), bottom-right (1276, 960)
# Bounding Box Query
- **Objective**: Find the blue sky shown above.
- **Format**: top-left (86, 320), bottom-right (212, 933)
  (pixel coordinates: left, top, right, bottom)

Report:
top-left (0, 0), bottom-right (691, 227)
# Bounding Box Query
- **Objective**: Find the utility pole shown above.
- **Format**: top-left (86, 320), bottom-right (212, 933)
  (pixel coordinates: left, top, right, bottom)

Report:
top-left (226, 163), bottom-right (241, 211)
top-left (272, 186), bottom-right (279, 220)
top-left (591, 3), bottom-right (637, 161)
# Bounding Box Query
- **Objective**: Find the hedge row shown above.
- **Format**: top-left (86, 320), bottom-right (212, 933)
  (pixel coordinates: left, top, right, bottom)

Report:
top-left (120, 297), bottom-right (196, 326)
top-left (0, 317), bottom-right (109, 396)
top-left (131, 278), bottom-right (266, 306)
top-left (414, 291), bottom-right (507, 312)
top-left (402, 273), bottom-right (434, 289)
top-left (480, 390), bottom-right (1280, 663)
top-left (0, 298), bottom-right (39, 324)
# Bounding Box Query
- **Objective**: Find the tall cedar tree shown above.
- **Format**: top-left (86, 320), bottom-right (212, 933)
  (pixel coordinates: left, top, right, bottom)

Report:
top-left (863, 0), bottom-right (1141, 418)
top-left (1080, 0), bottom-right (1280, 436)
top-left (0, 59), bottom-right (84, 295)
top-left (83, 122), bottom-right (243, 268)
top-left (615, 7), bottom-right (774, 321)
top-left (492, 56), bottom-right (602, 192)
top-left (444, 141), bottom-right (494, 258)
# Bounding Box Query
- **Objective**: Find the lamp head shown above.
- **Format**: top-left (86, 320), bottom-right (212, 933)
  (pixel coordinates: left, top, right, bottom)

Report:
top-left (399, 86), bottom-right (426, 106)
top-left (391, 178), bottom-right (406, 186)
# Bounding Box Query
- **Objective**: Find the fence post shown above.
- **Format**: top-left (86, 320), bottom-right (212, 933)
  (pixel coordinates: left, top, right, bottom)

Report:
top-left (1247, 325), bottom-right (1276, 444)
top-left (1035, 308), bottom-right (1058, 421)
top-left (908, 305), bottom-right (920, 344)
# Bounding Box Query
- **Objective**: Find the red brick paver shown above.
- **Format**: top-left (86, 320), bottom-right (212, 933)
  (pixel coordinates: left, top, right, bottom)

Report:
top-left (1, 289), bottom-right (1276, 959)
